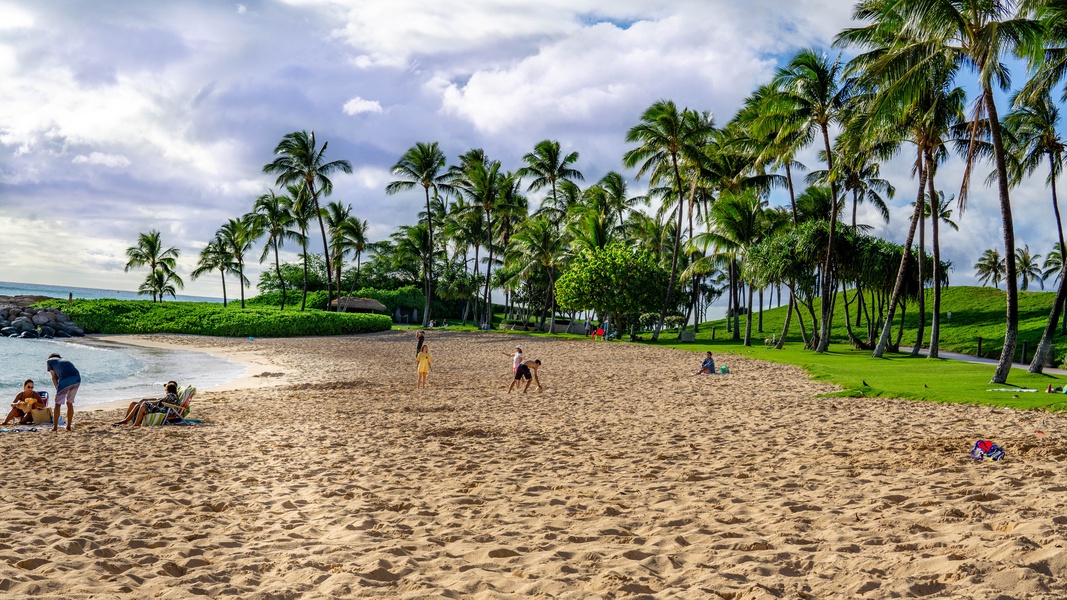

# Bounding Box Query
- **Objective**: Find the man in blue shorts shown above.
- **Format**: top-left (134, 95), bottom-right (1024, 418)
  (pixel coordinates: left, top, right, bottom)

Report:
top-left (47, 353), bottom-right (81, 431)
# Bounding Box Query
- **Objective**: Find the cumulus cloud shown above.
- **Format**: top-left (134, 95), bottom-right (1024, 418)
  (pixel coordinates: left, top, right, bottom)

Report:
top-left (72, 152), bottom-right (131, 168)
top-left (342, 96), bottom-right (383, 115)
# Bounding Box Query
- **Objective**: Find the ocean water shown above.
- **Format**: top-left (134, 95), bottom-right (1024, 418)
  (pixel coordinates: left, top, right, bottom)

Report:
top-left (1, 336), bottom-right (246, 408)
top-left (1, 280), bottom-right (242, 407)
top-left (0, 280), bottom-right (222, 303)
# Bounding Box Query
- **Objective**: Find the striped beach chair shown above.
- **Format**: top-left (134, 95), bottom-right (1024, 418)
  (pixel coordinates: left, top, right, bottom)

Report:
top-left (142, 385), bottom-right (196, 426)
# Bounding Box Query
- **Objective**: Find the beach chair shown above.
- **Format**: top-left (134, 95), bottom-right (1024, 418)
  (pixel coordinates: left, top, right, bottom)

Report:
top-left (142, 385), bottom-right (196, 426)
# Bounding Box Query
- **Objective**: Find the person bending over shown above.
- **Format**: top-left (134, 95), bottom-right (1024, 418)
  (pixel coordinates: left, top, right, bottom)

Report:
top-left (47, 353), bottom-right (80, 432)
top-left (113, 381), bottom-right (179, 426)
top-left (2, 379), bottom-right (44, 426)
top-left (508, 359), bottom-right (542, 394)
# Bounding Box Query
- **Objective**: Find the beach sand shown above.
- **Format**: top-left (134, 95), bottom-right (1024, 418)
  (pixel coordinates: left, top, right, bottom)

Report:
top-left (2, 330), bottom-right (1066, 598)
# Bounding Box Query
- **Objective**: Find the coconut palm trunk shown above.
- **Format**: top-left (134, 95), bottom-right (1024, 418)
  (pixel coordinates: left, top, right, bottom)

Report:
top-left (985, 90), bottom-right (1019, 384)
top-left (1029, 156), bottom-right (1067, 371)
top-left (874, 149), bottom-right (928, 358)
top-left (911, 184), bottom-right (926, 357)
top-left (655, 157), bottom-right (686, 341)
top-left (816, 126), bottom-right (839, 353)
top-left (927, 153), bottom-right (942, 358)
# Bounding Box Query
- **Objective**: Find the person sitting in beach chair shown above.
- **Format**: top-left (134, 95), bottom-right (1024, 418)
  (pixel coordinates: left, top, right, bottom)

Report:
top-left (695, 351), bottom-right (716, 375)
top-left (113, 381), bottom-right (179, 427)
top-left (141, 384), bottom-right (196, 426)
top-left (3, 379), bottom-right (44, 426)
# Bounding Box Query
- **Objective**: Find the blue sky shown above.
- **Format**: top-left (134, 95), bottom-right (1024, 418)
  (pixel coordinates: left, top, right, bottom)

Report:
top-left (0, 0), bottom-right (1062, 299)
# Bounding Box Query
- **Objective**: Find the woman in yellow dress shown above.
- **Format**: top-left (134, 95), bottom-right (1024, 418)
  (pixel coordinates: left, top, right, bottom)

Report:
top-left (416, 344), bottom-right (432, 389)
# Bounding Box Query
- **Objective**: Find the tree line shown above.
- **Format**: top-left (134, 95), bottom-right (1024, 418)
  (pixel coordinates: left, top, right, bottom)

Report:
top-left (123, 0), bottom-right (1067, 384)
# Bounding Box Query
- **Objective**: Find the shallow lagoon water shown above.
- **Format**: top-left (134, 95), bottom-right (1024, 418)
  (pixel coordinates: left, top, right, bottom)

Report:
top-left (0, 336), bottom-right (245, 407)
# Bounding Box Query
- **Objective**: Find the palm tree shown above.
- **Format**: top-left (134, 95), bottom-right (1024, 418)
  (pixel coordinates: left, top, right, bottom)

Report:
top-left (926, 190), bottom-right (959, 357)
top-left (1019, 0), bottom-right (1067, 103)
top-left (1042, 246), bottom-right (1063, 285)
top-left (693, 190), bottom-right (768, 346)
top-left (1004, 90), bottom-right (1067, 369)
top-left (1016, 244), bottom-right (1043, 290)
top-left (190, 236), bottom-right (233, 307)
top-left (386, 141), bottom-right (450, 325)
top-left (338, 216), bottom-right (369, 301)
top-left (263, 130), bottom-right (353, 312)
top-left (139, 267), bottom-right (181, 302)
top-left (275, 184), bottom-right (314, 310)
top-left (772, 49), bottom-right (853, 352)
top-left (848, 0), bottom-right (1042, 382)
top-left (510, 215), bottom-right (568, 332)
top-left (597, 171), bottom-right (646, 229)
top-left (517, 139), bottom-right (584, 232)
top-left (218, 215), bottom-right (259, 308)
top-left (623, 99), bottom-right (707, 341)
top-left (124, 229), bottom-right (183, 303)
top-left (975, 248), bottom-right (1007, 288)
top-left (253, 190), bottom-right (296, 310)
top-left (451, 154), bottom-right (505, 322)
top-left (324, 201), bottom-right (353, 308)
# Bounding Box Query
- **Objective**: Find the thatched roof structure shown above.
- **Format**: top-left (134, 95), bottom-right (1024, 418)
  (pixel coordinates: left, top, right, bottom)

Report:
top-left (331, 297), bottom-right (387, 313)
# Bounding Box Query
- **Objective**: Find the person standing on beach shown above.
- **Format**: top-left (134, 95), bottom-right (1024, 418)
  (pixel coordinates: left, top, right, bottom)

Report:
top-left (415, 330), bottom-right (425, 357)
top-left (416, 344), bottom-right (432, 389)
top-left (508, 359), bottom-right (542, 393)
top-left (47, 353), bottom-right (80, 431)
top-left (502, 345), bottom-right (523, 373)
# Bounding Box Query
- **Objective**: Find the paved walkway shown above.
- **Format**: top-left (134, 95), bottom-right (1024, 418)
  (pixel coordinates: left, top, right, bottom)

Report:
top-left (899, 346), bottom-right (1067, 377)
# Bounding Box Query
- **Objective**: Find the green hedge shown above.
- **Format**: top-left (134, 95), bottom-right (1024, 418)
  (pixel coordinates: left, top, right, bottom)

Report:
top-left (36, 299), bottom-right (392, 337)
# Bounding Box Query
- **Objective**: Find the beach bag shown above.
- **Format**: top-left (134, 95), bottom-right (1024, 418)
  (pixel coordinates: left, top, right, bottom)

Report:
top-left (31, 408), bottom-right (52, 424)
top-left (719, 365), bottom-right (730, 374)
top-left (969, 439), bottom-right (1005, 461)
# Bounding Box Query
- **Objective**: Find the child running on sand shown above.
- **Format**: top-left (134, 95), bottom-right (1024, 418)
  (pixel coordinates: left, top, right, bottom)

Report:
top-left (508, 359), bottom-right (542, 394)
top-left (416, 344), bottom-right (432, 389)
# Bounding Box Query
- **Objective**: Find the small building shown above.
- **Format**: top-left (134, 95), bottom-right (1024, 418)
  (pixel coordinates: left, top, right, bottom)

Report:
top-left (331, 297), bottom-right (387, 313)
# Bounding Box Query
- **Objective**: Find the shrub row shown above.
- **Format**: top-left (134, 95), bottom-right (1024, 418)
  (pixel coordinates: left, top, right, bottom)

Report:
top-left (35, 299), bottom-right (392, 337)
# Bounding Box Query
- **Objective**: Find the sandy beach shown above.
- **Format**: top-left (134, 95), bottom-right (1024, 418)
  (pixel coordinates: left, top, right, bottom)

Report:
top-left (2, 330), bottom-right (1066, 598)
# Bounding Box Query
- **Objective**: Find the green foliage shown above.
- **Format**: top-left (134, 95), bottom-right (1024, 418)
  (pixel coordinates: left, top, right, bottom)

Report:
top-left (555, 243), bottom-right (668, 329)
top-left (36, 299), bottom-right (391, 337)
top-left (257, 254), bottom-right (329, 293)
top-left (245, 290), bottom-right (330, 311)
top-left (351, 286), bottom-right (424, 315)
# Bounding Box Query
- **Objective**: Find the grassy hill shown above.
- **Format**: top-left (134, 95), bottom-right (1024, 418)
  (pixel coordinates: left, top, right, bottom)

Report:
top-left (697, 285), bottom-right (1066, 365)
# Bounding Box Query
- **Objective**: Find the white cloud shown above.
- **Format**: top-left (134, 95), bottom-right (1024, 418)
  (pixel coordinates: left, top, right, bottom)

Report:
top-left (72, 152), bottom-right (131, 168)
top-left (236, 4), bottom-right (246, 14)
top-left (0, 2), bottom-right (34, 30)
top-left (342, 96), bottom-right (383, 115)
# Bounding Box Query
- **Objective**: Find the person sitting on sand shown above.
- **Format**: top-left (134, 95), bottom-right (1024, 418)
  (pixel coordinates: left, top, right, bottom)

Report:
top-left (695, 351), bottom-right (716, 375)
top-left (416, 345), bottom-right (432, 389)
top-left (508, 359), bottom-right (542, 394)
top-left (2, 379), bottom-right (44, 426)
top-left (113, 381), bottom-right (179, 426)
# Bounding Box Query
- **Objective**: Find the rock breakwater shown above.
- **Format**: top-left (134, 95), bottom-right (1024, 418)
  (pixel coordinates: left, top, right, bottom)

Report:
top-left (0, 296), bottom-right (84, 338)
